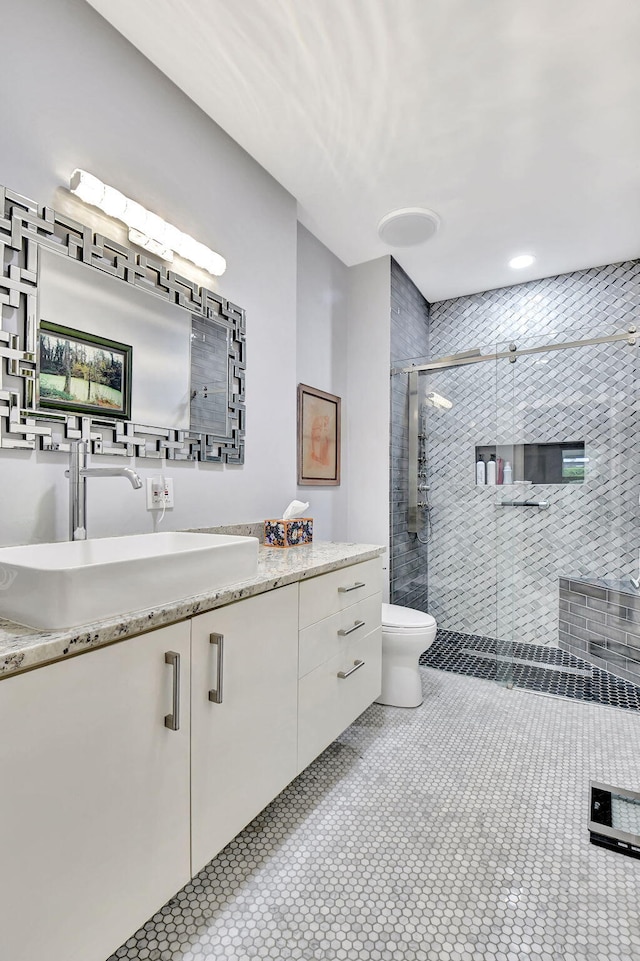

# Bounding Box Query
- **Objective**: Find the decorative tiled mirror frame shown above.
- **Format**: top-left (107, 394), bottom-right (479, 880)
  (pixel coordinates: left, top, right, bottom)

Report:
top-left (0, 185), bottom-right (245, 463)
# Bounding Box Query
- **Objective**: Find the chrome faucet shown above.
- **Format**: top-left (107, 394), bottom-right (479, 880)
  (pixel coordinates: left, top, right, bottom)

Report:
top-left (66, 439), bottom-right (143, 540)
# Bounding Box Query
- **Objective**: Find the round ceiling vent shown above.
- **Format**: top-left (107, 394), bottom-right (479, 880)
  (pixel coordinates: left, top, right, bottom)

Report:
top-left (377, 207), bottom-right (441, 247)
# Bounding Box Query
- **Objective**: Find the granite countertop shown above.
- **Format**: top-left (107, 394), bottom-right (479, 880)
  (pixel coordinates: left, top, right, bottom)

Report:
top-left (0, 541), bottom-right (384, 680)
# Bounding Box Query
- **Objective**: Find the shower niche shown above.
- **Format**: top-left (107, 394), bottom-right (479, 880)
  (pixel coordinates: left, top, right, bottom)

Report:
top-left (475, 441), bottom-right (585, 485)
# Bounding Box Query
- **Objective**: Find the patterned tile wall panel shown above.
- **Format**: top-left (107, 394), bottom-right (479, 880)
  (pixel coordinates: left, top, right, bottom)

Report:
top-left (389, 259), bottom-right (430, 613)
top-left (559, 577), bottom-right (640, 688)
top-left (425, 261), bottom-right (640, 645)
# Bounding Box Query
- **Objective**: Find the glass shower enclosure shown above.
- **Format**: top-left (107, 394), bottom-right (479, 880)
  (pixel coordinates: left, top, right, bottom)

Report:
top-left (401, 325), bottom-right (639, 696)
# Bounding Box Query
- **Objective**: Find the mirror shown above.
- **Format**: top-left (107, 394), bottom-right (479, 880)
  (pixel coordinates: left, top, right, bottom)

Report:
top-left (0, 183), bottom-right (245, 463)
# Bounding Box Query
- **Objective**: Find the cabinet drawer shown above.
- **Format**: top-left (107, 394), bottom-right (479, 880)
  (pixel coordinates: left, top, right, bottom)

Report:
top-left (299, 557), bottom-right (382, 629)
top-left (297, 627), bottom-right (382, 772)
top-left (299, 592), bottom-right (382, 678)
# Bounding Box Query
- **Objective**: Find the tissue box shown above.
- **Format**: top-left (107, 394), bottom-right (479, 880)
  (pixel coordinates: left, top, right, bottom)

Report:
top-left (264, 518), bottom-right (313, 548)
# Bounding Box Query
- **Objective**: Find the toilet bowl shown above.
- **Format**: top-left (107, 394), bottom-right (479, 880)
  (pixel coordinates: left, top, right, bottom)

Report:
top-left (375, 603), bottom-right (437, 708)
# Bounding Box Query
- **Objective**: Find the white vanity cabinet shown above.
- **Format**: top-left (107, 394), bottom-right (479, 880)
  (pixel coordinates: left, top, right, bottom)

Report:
top-left (297, 558), bottom-right (383, 771)
top-left (0, 549), bottom-right (383, 961)
top-left (0, 620), bottom-right (191, 961)
top-left (190, 584), bottom-right (299, 875)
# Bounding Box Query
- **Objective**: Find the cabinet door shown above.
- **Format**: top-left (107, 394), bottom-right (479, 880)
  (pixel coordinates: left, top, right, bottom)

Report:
top-left (191, 585), bottom-right (299, 874)
top-left (0, 622), bottom-right (191, 961)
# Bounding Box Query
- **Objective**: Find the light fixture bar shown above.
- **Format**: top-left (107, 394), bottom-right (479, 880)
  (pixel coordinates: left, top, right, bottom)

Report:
top-left (69, 169), bottom-right (226, 276)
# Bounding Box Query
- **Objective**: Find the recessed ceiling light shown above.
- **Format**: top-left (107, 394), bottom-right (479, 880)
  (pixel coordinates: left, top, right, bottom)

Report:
top-left (377, 207), bottom-right (441, 247)
top-left (508, 254), bottom-right (536, 269)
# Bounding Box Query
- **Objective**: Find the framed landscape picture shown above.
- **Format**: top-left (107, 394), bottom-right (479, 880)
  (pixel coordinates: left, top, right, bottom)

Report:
top-left (37, 321), bottom-right (132, 419)
top-left (297, 383), bottom-right (341, 486)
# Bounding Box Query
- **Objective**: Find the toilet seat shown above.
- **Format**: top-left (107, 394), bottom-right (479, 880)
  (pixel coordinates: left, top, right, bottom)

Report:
top-left (382, 603), bottom-right (436, 632)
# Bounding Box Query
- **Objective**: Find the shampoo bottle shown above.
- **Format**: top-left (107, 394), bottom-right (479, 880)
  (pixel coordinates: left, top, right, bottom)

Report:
top-left (503, 461), bottom-right (513, 484)
top-left (476, 455), bottom-right (486, 485)
top-left (486, 454), bottom-right (497, 486)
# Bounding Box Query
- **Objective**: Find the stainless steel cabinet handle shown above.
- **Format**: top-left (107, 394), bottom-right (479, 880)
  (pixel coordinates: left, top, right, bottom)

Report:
top-left (337, 659), bottom-right (365, 679)
top-left (338, 619), bottom-right (366, 637)
top-left (164, 651), bottom-right (180, 731)
top-left (208, 632), bottom-right (224, 703)
top-left (338, 581), bottom-right (366, 594)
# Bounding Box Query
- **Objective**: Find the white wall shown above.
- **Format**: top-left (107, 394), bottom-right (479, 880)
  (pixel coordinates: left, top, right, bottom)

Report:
top-left (0, 0), bottom-right (298, 545)
top-left (295, 225), bottom-right (350, 541)
top-left (346, 258), bottom-right (391, 591)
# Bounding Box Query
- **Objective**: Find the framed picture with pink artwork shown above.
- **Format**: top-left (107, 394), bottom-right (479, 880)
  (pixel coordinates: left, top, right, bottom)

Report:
top-left (297, 383), bottom-right (341, 486)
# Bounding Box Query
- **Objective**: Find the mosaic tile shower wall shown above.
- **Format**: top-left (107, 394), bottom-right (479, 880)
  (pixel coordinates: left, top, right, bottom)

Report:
top-left (390, 259), bottom-right (430, 612)
top-left (425, 261), bottom-right (640, 646)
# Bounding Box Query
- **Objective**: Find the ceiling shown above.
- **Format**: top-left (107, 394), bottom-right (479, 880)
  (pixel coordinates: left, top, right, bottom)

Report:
top-left (85, 0), bottom-right (640, 302)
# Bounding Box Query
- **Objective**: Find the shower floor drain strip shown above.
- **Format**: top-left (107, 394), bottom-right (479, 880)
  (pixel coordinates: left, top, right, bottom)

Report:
top-left (422, 630), bottom-right (640, 711)
top-left (460, 648), bottom-right (593, 677)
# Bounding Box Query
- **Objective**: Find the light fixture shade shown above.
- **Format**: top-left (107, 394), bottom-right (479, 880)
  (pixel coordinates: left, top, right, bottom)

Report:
top-left (69, 169), bottom-right (104, 207)
top-left (69, 169), bottom-right (226, 277)
top-left (128, 229), bottom-right (174, 262)
top-left (101, 185), bottom-right (127, 220)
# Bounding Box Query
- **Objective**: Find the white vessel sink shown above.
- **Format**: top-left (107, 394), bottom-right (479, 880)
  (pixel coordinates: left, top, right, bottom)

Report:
top-left (0, 531), bottom-right (259, 630)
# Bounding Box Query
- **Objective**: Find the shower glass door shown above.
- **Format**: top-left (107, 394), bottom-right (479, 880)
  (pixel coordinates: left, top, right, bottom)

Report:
top-left (495, 331), bottom-right (639, 692)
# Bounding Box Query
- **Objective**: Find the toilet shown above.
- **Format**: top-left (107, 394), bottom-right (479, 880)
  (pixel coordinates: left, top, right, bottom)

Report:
top-left (376, 603), bottom-right (437, 708)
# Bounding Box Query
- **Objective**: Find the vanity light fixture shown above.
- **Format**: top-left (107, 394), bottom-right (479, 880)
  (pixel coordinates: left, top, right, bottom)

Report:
top-left (69, 169), bottom-right (226, 276)
top-left (508, 253), bottom-right (536, 269)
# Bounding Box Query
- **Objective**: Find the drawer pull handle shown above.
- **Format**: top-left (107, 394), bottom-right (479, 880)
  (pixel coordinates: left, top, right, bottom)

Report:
top-left (338, 581), bottom-right (366, 594)
top-left (208, 632), bottom-right (224, 703)
top-left (164, 651), bottom-right (180, 731)
top-left (338, 619), bottom-right (366, 637)
top-left (337, 659), bottom-right (365, 679)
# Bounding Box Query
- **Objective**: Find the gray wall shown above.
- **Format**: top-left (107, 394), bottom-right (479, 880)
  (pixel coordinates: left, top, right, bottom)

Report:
top-left (0, 0), bottom-right (394, 556)
top-left (346, 257), bottom-right (391, 582)
top-left (425, 260), bottom-right (640, 644)
top-left (295, 224), bottom-right (350, 539)
top-left (0, 0), bottom-right (299, 544)
top-left (389, 259), bottom-right (430, 612)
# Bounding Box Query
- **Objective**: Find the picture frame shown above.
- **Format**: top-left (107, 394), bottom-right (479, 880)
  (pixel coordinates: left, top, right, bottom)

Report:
top-left (37, 321), bottom-right (132, 420)
top-left (297, 383), bottom-right (341, 486)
